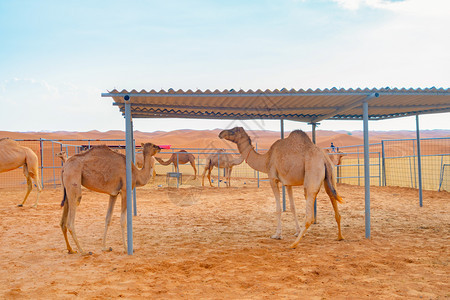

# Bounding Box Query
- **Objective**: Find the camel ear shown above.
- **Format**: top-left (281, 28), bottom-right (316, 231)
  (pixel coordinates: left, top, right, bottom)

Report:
top-left (141, 143), bottom-right (145, 148)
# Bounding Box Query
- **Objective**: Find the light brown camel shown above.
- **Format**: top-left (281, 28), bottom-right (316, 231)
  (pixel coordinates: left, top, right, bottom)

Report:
top-left (326, 148), bottom-right (346, 166)
top-left (201, 149), bottom-right (244, 187)
top-left (155, 150), bottom-right (197, 179)
top-left (60, 143), bottom-right (161, 255)
top-left (55, 151), bottom-right (68, 163)
top-left (219, 127), bottom-right (344, 248)
top-left (0, 138), bottom-right (42, 207)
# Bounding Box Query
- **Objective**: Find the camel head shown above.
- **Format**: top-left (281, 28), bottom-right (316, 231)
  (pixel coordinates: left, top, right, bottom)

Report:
top-left (141, 143), bottom-right (162, 156)
top-left (56, 151), bottom-right (66, 158)
top-left (219, 127), bottom-right (251, 145)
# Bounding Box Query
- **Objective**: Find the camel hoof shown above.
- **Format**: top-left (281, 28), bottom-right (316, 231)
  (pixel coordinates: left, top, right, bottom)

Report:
top-left (17, 204), bottom-right (23, 207)
top-left (68, 250), bottom-right (77, 254)
top-left (337, 236), bottom-right (344, 241)
top-left (270, 235), bottom-right (282, 240)
top-left (290, 243), bottom-right (298, 249)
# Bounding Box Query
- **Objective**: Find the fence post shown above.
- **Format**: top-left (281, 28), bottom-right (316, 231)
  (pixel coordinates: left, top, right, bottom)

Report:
top-left (357, 146), bottom-right (361, 186)
top-left (217, 152), bottom-right (220, 187)
top-left (381, 140), bottom-right (386, 186)
top-left (256, 142), bottom-right (259, 188)
top-left (416, 115), bottom-right (423, 207)
top-left (39, 138), bottom-right (44, 189)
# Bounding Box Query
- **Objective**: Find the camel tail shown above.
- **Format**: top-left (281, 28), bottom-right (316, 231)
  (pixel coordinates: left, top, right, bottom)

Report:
top-left (61, 187), bottom-right (67, 207)
top-left (324, 159), bottom-right (344, 204)
top-left (60, 169), bottom-right (67, 207)
top-left (155, 157), bottom-right (171, 166)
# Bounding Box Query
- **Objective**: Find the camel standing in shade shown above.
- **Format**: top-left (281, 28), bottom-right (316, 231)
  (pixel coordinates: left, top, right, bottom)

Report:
top-left (201, 149), bottom-right (244, 187)
top-left (60, 143), bottom-right (161, 255)
top-left (155, 150), bottom-right (197, 179)
top-left (219, 127), bottom-right (344, 248)
top-left (0, 138), bottom-right (42, 207)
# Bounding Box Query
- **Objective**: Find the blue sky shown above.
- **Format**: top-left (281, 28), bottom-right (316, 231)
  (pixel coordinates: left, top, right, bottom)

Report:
top-left (0, 0), bottom-right (449, 133)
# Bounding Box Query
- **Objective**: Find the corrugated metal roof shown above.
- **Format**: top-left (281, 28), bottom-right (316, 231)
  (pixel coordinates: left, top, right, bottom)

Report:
top-left (102, 87), bottom-right (450, 122)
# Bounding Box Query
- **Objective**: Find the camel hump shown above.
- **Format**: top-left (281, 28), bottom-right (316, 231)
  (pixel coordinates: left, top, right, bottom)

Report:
top-left (288, 130), bottom-right (311, 141)
top-left (0, 137), bottom-right (20, 146)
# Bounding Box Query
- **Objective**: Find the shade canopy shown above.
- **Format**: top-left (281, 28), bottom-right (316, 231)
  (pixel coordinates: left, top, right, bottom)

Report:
top-left (102, 87), bottom-right (450, 123)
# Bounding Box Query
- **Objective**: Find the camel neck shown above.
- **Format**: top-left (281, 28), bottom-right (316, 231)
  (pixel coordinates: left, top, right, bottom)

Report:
top-left (237, 138), bottom-right (268, 173)
top-left (135, 151), bottom-right (153, 187)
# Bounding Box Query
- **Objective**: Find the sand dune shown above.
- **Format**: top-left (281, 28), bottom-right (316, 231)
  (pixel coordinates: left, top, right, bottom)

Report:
top-left (1, 129), bottom-right (449, 150)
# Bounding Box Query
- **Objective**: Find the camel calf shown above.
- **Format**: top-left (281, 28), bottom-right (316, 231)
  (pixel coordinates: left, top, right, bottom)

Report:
top-left (201, 150), bottom-right (244, 187)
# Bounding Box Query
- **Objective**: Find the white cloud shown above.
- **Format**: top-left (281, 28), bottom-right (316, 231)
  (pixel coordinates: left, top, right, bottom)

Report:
top-left (332, 0), bottom-right (450, 17)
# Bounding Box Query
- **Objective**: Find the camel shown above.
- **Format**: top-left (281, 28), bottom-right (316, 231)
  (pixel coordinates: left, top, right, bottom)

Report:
top-left (60, 142), bottom-right (161, 255)
top-left (0, 138), bottom-right (42, 207)
top-left (56, 151), bottom-right (68, 163)
top-left (155, 150), bottom-right (197, 179)
top-left (219, 127), bottom-right (344, 248)
top-left (326, 148), bottom-right (346, 166)
top-left (201, 149), bottom-right (244, 187)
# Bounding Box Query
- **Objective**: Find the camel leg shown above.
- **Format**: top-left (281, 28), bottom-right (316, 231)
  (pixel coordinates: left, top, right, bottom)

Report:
top-left (190, 159), bottom-right (197, 180)
top-left (30, 172), bottom-right (42, 208)
top-left (60, 199), bottom-right (76, 254)
top-left (120, 192), bottom-right (128, 253)
top-left (330, 195), bottom-right (344, 241)
top-left (207, 167), bottom-right (213, 187)
top-left (269, 179), bottom-right (282, 239)
top-left (290, 188), bottom-right (319, 249)
top-left (102, 195), bottom-right (117, 252)
top-left (18, 174), bottom-right (32, 207)
top-left (227, 167), bottom-right (233, 187)
top-left (201, 166), bottom-right (208, 187)
top-left (65, 185), bottom-right (91, 255)
top-left (286, 186), bottom-right (301, 236)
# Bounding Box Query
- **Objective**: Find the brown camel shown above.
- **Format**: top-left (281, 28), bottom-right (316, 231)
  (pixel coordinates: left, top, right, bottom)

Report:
top-left (219, 127), bottom-right (344, 248)
top-left (0, 138), bottom-right (42, 207)
top-left (55, 151), bottom-right (68, 163)
top-left (155, 150), bottom-right (197, 179)
top-left (201, 149), bottom-right (244, 187)
top-left (60, 143), bottom-right (161, 255)
top-left (326, 148), bottom-right (346, 166)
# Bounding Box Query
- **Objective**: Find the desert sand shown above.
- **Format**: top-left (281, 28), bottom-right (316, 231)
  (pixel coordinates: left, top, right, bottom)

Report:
top-left (0, 129), bottom-right (449, 299)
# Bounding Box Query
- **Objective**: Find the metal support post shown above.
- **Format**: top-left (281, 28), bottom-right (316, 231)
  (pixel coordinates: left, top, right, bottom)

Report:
top-left (311, 122), bottom-right (318, 223)
top-left (124, 95), bottom-right (134, 255)
top-left (281, 119), bottom-right (286, 212)
top-left (363, 101), bottom-right (371, 239)
top-left (416, 115), bottom-right (423, 207)
top-left (132, 124), bottom-right (137, 216)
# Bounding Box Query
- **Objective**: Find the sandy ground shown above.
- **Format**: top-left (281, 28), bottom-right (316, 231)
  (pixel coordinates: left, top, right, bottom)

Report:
top-left (0, 181), bottom-right (449, 299)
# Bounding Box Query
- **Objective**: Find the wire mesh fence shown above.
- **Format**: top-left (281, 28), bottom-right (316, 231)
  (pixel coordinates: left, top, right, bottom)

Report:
top-left (1, 137), bottom-right (449, 192)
